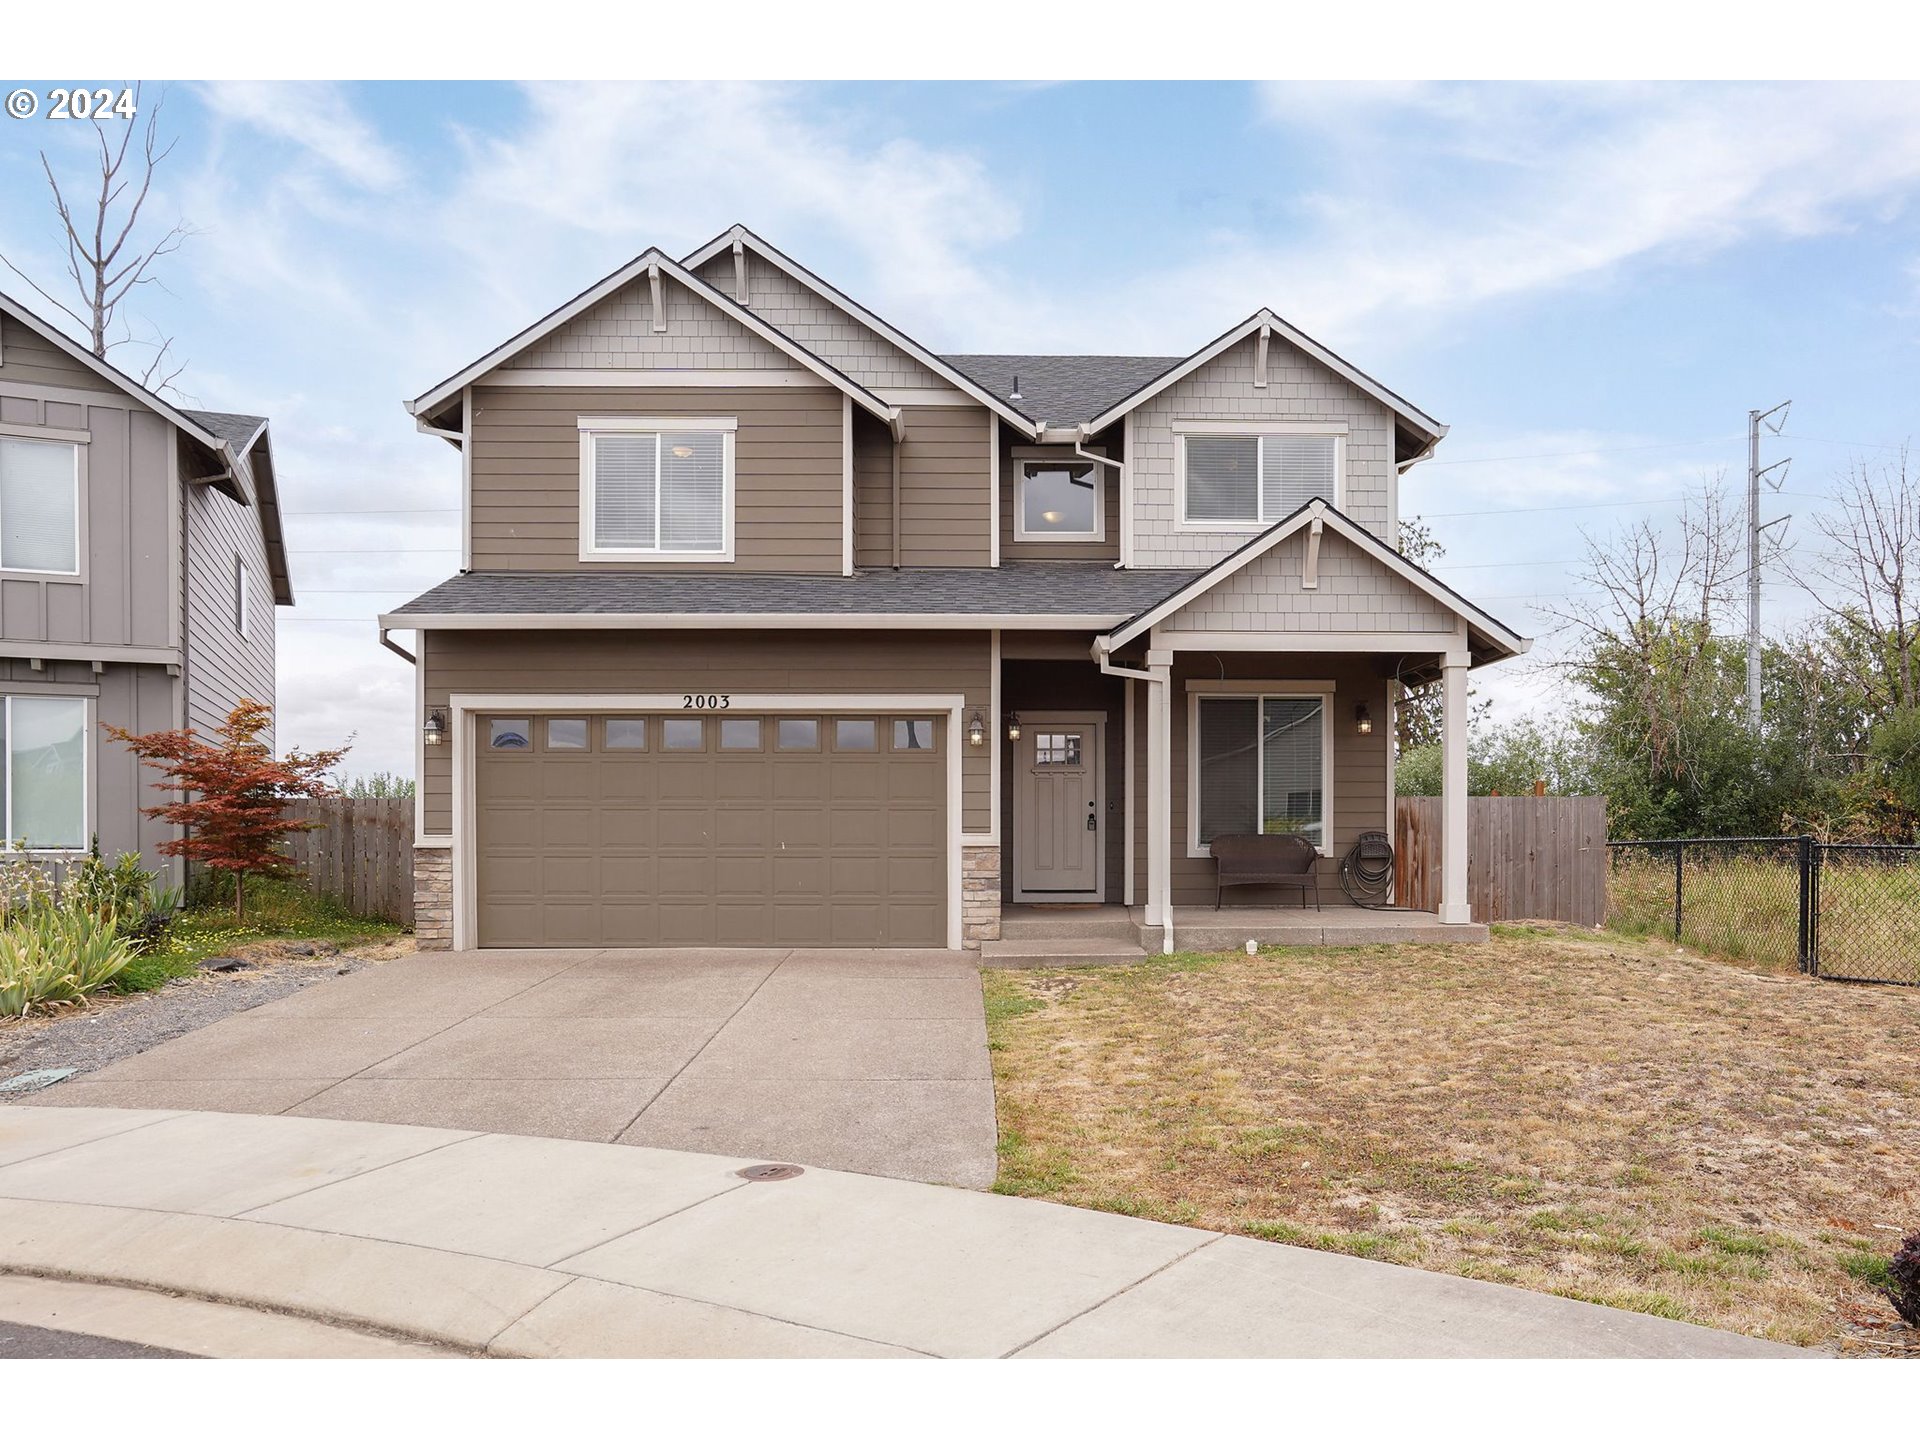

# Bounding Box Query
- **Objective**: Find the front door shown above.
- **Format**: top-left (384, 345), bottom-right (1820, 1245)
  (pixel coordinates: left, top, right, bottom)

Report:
top-left (1013, 713), bottom-right (1103, 901)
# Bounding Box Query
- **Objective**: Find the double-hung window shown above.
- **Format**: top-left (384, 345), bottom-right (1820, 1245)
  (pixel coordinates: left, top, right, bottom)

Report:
top-left (1179, 428), bottom-right (1341, 527)
top-left (579, 417), bottom-right (735, 561)
top-left (1191, 692), bottom-right (1330, 853)
top-left (0, 436), bottom-right (81, 574)
top-left (0, 695), bottom-right (87, 850)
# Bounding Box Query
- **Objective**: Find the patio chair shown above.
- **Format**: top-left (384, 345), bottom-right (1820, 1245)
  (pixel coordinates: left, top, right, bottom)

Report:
top-left (1209, 833), bottom-right (1322, 910)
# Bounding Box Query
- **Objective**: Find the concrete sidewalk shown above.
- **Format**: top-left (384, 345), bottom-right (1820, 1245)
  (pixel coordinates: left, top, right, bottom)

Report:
top-left (0, 1107), bottom-right (1799, 1359)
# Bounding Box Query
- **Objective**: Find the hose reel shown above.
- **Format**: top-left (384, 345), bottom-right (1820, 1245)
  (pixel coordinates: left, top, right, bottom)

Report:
top-left (1339, 828), bottom-right (1398, 909)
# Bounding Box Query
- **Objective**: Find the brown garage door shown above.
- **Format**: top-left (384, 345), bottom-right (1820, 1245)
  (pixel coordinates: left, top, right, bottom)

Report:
top-left (474, 712), bottom-right (946, 948)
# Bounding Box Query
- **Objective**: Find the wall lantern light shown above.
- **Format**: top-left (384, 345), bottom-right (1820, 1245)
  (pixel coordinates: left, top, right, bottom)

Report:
top-left (966, 709), bottom-right (986, 747)
top-left (1354, 703), bottom-right (1373, 736)
top-left (1006, 712), bottom-right (1022, 742)
top-left (423, 708), bottom-right (448, 746)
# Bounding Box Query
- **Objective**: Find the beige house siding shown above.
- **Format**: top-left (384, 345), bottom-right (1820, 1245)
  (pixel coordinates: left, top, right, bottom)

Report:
top-left (1129, 334), bottom-right (1397, 568)
top-left (0, 391), bottom-right (174, 651)
top-left (504, 273), bottom-right (805, 373)
top-left (997, 427), bottom-right (1122, 563)
top-left (0, 316), bottom-right (124, 393)
top-left (1127, 652), bottom-right (1390, 906)
top-left (183, 458), bottom-right (275, 740)
top-left (850, 407), bottom-right (894, 568)
top-left (468, 384), bottom-right (845, 573)
top-left (1162, 529), bottom-right (1460, 635)
top-left (419, 628), bottom-right (993, 835)
top-left (897, 404), bottom-right (991, 568)
top-left (694, 252), bottom-right (947, 390)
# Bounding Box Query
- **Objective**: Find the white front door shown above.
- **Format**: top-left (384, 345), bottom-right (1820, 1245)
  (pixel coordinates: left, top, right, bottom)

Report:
top-left (1013, 714), bottom-right (1103, 900)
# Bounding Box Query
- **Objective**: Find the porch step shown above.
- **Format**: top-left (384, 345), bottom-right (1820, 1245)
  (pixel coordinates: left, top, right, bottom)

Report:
top-left (997, 908), bottom-right (1140, 942)
top-left (976, 936), bottom-right (1150, 969)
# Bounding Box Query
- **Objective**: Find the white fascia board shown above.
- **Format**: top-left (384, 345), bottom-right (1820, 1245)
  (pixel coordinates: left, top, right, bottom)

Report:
top-left (1083, 309), bottom-right (1447, 443)
top-left (1104, 499), bottom-right (1526, 655)
top-left (407, 249), bottom-right (896, 426)
top-left (380, 611), bottom-right (1132, 632)
top-left (680, 227), bottom-right (1044, 439)
top-left (0, 291), bottom-right (227, 453)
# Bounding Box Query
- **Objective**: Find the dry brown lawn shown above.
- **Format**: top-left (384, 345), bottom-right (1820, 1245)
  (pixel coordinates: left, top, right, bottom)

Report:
top-left (983, 924), bottom-right (1920, 1353)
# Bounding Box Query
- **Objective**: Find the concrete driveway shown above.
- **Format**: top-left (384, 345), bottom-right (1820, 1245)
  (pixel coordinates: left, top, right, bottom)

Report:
top-left (30, 949), bottom-right (997, 1188)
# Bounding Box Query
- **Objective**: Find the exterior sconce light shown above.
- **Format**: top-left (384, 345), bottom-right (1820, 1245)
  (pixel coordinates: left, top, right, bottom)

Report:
top-left (1354, 703), bottom-right (1373, 736)
top-left (1006, 712), bottom-right (1022, 742)
top-left (966, 709), bottom-right (986, 747)
top-left (423, 708), bottom-right (448, 746)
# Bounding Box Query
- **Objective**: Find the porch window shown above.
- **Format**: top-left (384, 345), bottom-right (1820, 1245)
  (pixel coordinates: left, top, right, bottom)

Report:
top-left (579, 418), bottom-right (734, 560)
top-left (1, 695), bottom-right (87, 849)
top-left (1181, 432), bottom-right (1338, 525)
top-left (1194, 695), bottom-right (1327, 850)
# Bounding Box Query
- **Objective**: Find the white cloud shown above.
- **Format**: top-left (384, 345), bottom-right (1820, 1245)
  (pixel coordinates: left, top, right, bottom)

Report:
top-left (197, 82), bottom-right (405, 191)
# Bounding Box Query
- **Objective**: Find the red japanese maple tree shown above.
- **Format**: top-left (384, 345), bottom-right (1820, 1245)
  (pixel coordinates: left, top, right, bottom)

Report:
top-left (104, 699), bottom-right (348, 920)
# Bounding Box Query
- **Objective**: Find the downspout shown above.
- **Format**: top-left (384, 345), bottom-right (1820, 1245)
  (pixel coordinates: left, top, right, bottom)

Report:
top-left (379, 627), bottom-right (416, 665)
top-left (1093, 635), bottom-right (1171, 953)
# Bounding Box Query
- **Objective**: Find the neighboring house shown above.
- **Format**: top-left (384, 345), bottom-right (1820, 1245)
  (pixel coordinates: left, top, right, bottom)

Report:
top-left (384, 225), bottom-right (1526, 953)
top-left (0, 290), bottom-right (290, 886)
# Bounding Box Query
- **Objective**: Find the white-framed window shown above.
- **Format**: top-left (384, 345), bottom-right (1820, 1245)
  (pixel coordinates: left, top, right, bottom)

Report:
top-left (0, 436), bottom-right (81, 575)
top-left (1013, 449), bottom-right (1104, 541)
top-left (1176, 425), bottom-right (1343, 528)
top-left (1188, 687), bottom-right (1333, 856)
top-left (1, 694), bottom-right (88, 850)
top-left (577, 416), bottom-right (736, 562)
top-left (234, 556), bottom-right (250, 637)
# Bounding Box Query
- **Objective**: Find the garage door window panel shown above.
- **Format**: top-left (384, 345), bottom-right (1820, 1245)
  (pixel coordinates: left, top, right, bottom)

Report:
top-left (719, 718), bottom-right (763, 751)
top-left (776, 718), bottom-right (820, 751)
top-left (605, 718), bottom-right (648, 749)
top-left (489, 718), bottom-right (532, 750)
top-left (662, 718), bottom-right (705, 751)
top-left (546, 718), bottom-right (588, 750)
top-left (834, 718), bottom-right (877, 752)
top-left (892, 718), bottom-right (936, 752)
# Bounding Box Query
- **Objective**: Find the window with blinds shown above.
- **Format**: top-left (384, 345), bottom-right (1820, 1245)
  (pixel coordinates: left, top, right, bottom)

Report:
top-left (1195, 695), bottom-right (1326, 848)
top-left (0, 437), bottom-right (80, 574)
top-left (589, 430), bottom-right (727, 554)
top-left (1181, 432), bottom-right (1336, 524)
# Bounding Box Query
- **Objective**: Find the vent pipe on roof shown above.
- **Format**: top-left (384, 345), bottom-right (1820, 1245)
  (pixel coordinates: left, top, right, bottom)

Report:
top-left (1009, 373), bottom-right (1022, 402)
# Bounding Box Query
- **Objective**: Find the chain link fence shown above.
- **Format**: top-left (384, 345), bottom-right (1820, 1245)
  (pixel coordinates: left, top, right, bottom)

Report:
top-left (1608, 836), bottom-right (1920, 985)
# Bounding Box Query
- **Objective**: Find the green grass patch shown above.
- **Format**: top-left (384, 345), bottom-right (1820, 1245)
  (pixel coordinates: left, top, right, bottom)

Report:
top-left (113, 877), bottom-right (400, 993)
top-left (1697, 1225), bottom-right (1773, 1258)
top-left (1551, 1286), bottom-right (1690, 1322)
top-left (1840, 1251), bottom-right (1893, 1288)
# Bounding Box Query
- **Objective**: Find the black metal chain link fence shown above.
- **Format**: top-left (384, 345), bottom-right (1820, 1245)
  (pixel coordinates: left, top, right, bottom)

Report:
top-left (1608, 836), bottom-right (1920, 985)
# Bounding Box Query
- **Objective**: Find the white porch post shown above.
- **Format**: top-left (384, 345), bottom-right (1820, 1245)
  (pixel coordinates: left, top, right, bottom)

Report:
top-left (1146, 648), bottom-right (1174, 953)
top-left (1439, 652), bottom-right (1471, 925)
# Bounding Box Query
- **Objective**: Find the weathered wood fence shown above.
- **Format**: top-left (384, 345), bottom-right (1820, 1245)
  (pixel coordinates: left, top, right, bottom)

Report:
top-left (282, 797), bottom-right (414, 924)
top-left (1394, 795), bottom-right (1608, 926)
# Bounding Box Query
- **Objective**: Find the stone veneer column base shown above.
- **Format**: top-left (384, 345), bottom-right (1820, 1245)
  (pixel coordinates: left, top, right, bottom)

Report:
top-left (961, 844), bottom-right (1002, 949)
top-left (413, 846), bottom-right (453, 951)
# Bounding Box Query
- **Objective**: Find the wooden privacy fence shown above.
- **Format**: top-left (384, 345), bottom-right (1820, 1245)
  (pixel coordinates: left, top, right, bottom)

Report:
top-left (281, 797), bottom-right (414, 925)
top-left (1394, 795), bottom-right (1608, 926)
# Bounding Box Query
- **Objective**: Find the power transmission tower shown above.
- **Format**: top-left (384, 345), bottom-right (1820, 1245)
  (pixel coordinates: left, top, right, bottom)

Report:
top-left (1746, 401), bottom-right (1792, 731)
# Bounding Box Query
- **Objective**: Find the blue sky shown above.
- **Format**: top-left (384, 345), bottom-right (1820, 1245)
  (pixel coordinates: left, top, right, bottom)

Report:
top-left (1, 80), bottom-right (1915, 777)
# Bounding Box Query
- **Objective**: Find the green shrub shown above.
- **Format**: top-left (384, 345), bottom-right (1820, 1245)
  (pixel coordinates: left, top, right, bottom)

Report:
top-left (0, 905), bottom-right (136, 1017)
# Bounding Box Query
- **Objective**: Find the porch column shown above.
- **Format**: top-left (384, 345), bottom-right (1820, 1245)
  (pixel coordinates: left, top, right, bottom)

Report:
top-left (1146, 649), bottom-right (1174, 953)
top-left (1439, 652), bottom-right (1471, 925)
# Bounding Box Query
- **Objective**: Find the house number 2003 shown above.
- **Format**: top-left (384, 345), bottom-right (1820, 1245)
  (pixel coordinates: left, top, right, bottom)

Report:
top-left (682, 694), bottom-right (731, 709)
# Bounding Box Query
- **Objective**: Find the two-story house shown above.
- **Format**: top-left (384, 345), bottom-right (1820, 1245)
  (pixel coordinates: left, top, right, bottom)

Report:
top-left (0, 290), bottom-right (290, 885)
top-left (384, 226), bottom-right (1526, 954)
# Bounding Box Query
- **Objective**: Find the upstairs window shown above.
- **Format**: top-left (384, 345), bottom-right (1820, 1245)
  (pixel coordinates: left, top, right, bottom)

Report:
top-left (1015, 457), bottom-right (1103, 541)
top-left (1180, 431), bottom-right (1339, 526)
top-left (579, 418), bottom-right (734, 561)
top-left (0, 437), bottom-right (80, 574)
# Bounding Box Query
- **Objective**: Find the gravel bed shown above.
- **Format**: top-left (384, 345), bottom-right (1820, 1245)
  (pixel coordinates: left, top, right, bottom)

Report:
top-left (0, 938), bottom-right (414, 1092)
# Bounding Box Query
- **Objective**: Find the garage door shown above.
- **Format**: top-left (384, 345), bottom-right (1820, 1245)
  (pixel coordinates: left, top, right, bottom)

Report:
top-left (474, 711), bottom-right (947, 948)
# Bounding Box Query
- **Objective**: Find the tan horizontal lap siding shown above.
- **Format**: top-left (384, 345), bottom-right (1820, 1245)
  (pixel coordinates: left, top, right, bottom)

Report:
top-left (469, 386), bottom-right (846, 573)
top-left (0, 318), bottom-right (124, 392)
top-left (1129, 653), bottom-right (1389, 906)
top-left (420, 628), bottom-right (992, 834)
top-left (897, 404), bottom-right (990, 568)
top-left (851, 408), bottom-right (894, 568)
top-left (998, 424), bottom-right (1122, 562)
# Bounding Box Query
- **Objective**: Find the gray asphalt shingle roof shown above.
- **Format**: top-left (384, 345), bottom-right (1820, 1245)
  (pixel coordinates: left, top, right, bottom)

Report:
top-left (388, 564), bottom-right (1204, 618)
top-left (182, 409), bottom-right (268, 450)
top-left (939, 355), bottom-right (1183, 428)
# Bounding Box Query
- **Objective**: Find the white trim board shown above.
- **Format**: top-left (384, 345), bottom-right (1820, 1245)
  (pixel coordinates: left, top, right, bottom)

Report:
top-left (408, 248), bottom-right (897, 428)
top-left (480, 370), bottom-right (830, 389)
top-left (680, 226), bottom-right (1042, 438)
top-left (381, 611), bottom-right (1136, 632)
top-left (447, 690), bottom-right (968, 952)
